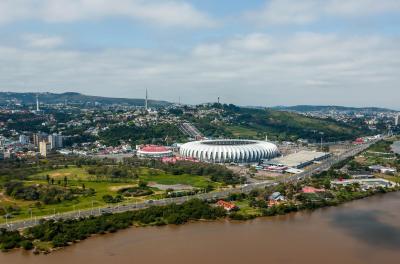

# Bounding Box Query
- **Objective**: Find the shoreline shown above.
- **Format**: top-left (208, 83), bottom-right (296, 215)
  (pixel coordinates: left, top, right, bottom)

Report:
top-left (2, 187), bottom-right (398, 255)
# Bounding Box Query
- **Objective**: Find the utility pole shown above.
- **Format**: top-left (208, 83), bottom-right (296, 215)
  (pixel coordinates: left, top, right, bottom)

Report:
top-left (321, 136), bottom-right (323, 151)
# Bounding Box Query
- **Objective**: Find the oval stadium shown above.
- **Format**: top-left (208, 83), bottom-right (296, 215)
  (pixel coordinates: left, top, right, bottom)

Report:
top-left (179, 139), bottom-right (279, 163)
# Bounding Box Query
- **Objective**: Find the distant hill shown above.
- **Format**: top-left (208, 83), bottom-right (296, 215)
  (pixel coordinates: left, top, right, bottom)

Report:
top-left (272, 105), bottom-right (396, 112)
top-left (187, 104), bottom-right (372, 142)
top-left (0, 92), bottom-right (171, 107)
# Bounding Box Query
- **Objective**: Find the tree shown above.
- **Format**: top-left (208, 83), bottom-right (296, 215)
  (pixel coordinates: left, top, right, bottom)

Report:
top-left (138, 180), bottom-right (148, 189)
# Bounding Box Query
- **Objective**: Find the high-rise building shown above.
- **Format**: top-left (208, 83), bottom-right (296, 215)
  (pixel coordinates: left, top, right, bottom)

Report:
top-left (39, 141), bottom-right (51, 157)
top-left (33, 132), bottom-right (48, 146)
top-left (395, 114), bottom-right (399, 126)
top-left (19, 135), bottom-right (30, 145)
top-left (48, 133), bottom-right (63, 149)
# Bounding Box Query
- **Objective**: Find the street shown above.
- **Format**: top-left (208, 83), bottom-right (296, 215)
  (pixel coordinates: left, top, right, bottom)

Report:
top-left (0, 139), bottom-right (379, 231)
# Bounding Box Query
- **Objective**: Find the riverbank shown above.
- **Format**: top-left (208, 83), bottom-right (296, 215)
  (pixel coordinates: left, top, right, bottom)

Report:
top-left (1, 184), bottom-right (399, 254)
top-left (1, 191), bottom-right (400, 264)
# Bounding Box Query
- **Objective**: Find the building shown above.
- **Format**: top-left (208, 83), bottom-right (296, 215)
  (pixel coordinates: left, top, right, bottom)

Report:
top-left (268, 192), bottom-right (286, 206)
top-left (331, 178), bottom-right (396, 190)
top-left (137, 145), bottom-right (173, 158)
top-left (269, 192), bottom-right (286, 201)
top-left (395, 114), bottom-right (399, 126)
top-left (48, 133), bottom-right (63, 149)
top-left (368, 165), bottom-right (397, 174)
top-left (269, 150), bottom-right (331, 169)
top-left (179, 139), bottom-right (279, 163)
top-left (216, 200), bottom-right (237, 211)
top-left (301, 186), bottom-right (325, 194)
top-left (39, 141), bottom-right (51, 157)
top-left (33, 132), bottom-right (48, 147)
top-left (19, 135), bottom-right (30, 145)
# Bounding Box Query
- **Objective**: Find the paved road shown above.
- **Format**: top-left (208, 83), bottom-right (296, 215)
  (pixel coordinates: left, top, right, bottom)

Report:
top-left (0, 139), bottom-right (380, 231)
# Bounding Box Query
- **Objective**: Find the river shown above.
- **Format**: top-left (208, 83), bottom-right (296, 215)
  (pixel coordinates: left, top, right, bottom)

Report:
top-left (1, 192), bottom-right (400, 264)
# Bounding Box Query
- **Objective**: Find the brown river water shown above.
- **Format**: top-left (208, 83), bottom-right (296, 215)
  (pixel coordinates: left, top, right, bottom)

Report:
top-left (1, 192), bottom-right (400, 264)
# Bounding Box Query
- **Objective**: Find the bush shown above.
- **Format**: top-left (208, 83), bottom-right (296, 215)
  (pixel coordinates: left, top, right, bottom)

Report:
top-left (20, 240), bottom-right (34, 250)
top-left (102, 194), bottom-right (124, 203)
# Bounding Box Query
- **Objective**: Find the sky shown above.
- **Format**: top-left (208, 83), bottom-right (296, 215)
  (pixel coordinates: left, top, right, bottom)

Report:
top-left (0, 0), bottom-right (399, 108)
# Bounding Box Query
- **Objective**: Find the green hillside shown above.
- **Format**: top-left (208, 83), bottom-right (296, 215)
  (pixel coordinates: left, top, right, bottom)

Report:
top-left (190, 104), bottom-right (369, 142)
top-left (0, 92), bottom-right (170, 108)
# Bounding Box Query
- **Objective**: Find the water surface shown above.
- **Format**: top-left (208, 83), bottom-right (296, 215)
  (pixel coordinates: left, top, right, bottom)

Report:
top-left (1, 192), bottom-right (400, 264)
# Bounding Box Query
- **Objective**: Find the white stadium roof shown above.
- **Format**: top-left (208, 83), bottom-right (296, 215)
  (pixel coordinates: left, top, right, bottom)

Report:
top-left (179, 139), bottom-right (279, 163)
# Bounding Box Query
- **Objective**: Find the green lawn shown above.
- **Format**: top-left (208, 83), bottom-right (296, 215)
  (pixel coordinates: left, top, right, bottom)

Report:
top-left (140, 173), bottom-right (217, 189)
top-left (0, 166), bottom-right (219, 224)
top-left (226, 125), bottom-right (260, 139)
top-left (235, 200), bottom-right (262, 217)
top-left (29, 166), bottom-right (95, 181)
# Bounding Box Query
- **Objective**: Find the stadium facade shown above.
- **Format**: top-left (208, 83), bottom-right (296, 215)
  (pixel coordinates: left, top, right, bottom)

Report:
top-left (179, 139), bottom-right (279, 163)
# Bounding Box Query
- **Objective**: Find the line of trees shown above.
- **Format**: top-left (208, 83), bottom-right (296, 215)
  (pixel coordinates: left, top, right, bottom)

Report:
top-left (0, 199), bottom-right (226, 251)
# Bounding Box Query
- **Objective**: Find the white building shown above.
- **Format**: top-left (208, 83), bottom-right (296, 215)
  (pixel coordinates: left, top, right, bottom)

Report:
top-left (331, 178), bottom-right (397, 190)
top-left (19, 135), bottom-right (30, 145)
top-left (180, 139), bottom-right (279, 163)
top-left (48, 133), bottom-right (63, 149)
top-left (39, 141), bottom-right (51, 157)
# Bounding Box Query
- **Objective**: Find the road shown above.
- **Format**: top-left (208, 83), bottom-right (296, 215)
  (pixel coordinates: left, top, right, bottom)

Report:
top-left (0, 139), bottom-right (380, 231)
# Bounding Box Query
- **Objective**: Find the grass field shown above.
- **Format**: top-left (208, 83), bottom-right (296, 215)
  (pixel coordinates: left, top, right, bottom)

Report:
top-left (235, 200), bottom-right (262, 217)
top-left (0, 166), bottom-right (218, 224)
top-left (140, 173), bottom-right (216, 189)
top-left (226, 125), bottom-right (261, 139)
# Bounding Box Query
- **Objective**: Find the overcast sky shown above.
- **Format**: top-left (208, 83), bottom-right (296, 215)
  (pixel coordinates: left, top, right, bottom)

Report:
top-left (0, 0), bottom-right (399, 108)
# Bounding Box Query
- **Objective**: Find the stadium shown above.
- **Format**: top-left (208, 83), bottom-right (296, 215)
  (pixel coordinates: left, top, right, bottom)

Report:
top-left (179, 139), bottom-right (279, 163)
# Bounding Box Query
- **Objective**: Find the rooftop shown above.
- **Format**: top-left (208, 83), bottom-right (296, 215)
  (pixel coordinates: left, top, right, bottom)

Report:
top-left (270, 150), bottom-right (330, 168)
top-left (139, 145), bottom-right (170, 153)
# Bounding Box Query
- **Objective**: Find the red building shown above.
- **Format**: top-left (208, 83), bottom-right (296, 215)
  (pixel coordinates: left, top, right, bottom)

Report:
top-left (216, 200), bottom-right (237, 211)
top-left (301, 186), bottom-right (325, 194)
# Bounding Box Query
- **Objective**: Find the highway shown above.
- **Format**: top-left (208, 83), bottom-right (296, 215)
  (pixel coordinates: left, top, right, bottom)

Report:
top-left (0, 139), bottom-right (379, 231)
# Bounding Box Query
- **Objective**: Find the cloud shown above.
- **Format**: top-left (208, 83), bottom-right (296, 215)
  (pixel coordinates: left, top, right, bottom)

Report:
top-left (246, 0), bottom-right (400, 26)
top-left (0, 0), bottom-right (215, 28)
top-left (22, 34), bottom-right (64, 49)
top-left (1, 32), bottom-right (399, 108)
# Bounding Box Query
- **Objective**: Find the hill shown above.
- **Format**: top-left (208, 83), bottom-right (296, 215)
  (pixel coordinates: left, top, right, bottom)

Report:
top-left (272, 105), bottom-right (396, 113)
top-left (0, 92), bottom-right (170, 108)
top-left (187, 104), bottom-right (371, 142)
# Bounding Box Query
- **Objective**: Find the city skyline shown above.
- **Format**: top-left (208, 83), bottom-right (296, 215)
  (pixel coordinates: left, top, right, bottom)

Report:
top-left (0, 0), bottom-right (399, 108)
